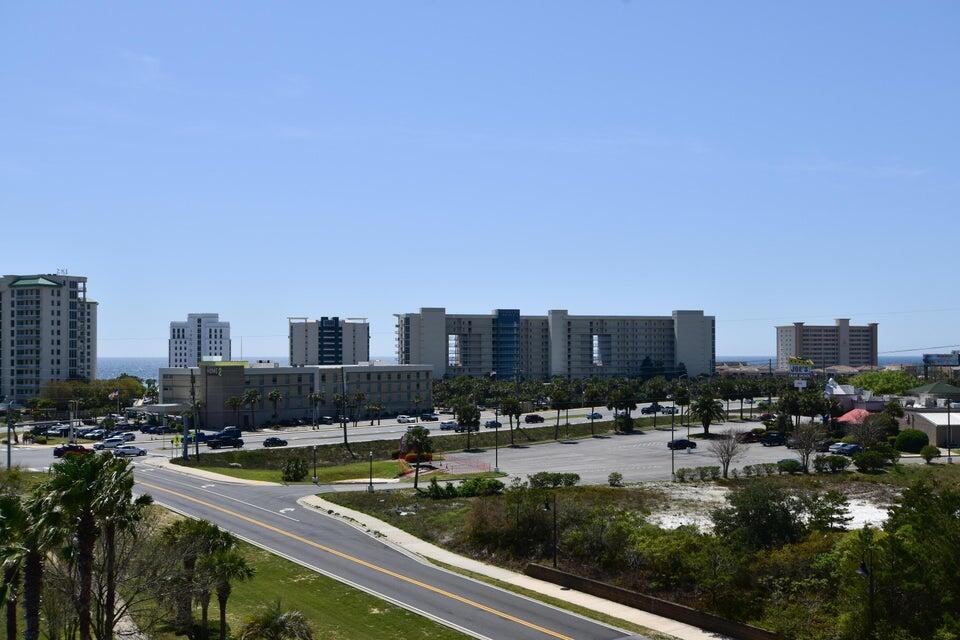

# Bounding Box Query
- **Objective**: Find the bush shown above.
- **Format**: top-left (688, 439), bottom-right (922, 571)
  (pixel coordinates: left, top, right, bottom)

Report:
top-left (390, 450), bottom-right (400, 460)
top-left (777, 459), bottom-right (803, 474)
top-left (607, 472), bottom-right (624, 487)
top-left (828, 455), bottom-right (851, 473)
top-left (853, 450), bottom-right (886, 473)
top-left (281, 458), bottom-right (308, 482)
top-left (458, 476), bottom-right (505, 497)
top-left (813, 455), bottom-right (830, 474)
top-left (895, 429), bottom-right (929, 453)
top-left (33, 435), bottom-right (47, 445)
top-left (872, 443), bottom-right (901, 465)
top-left (920, 445), bottom-right (941, 464)
top-left (615, 413), bottom-right (636, 433)
top-left (404, 452), bottom-right (433, 463)
top-left (675, 468), bottom-right (692, 482)
top-left (528, 472), bottom-right (580, 489)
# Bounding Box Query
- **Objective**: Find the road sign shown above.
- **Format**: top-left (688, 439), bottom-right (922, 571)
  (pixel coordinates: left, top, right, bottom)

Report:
top-left (793, 379), bottom-right (807, 389)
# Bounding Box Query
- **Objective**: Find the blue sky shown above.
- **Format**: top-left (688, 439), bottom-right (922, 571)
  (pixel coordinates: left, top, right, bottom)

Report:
top-left (2, 2), bottom-right (958, 358)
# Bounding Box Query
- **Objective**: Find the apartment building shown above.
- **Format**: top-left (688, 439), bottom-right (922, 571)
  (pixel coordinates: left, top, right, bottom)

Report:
top-left (395, 307), bottom-right (715, 379)
top-left (168, 313), bottom-right (232, 367)
top-left (776, 319), bottom-right (878, 369)
top-left (288, 317), bottom-right (370, 366)
top-left (0, 274), bottom-right (97, 402)
top-left (158, 360), bottom-right (432, 428)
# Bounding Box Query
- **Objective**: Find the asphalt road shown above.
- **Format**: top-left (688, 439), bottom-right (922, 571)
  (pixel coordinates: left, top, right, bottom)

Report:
top-left (132, 462), bottom-right (639, 640)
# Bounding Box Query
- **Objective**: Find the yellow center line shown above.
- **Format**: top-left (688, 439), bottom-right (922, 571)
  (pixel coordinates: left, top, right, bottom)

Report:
top-left (140, 481), bottom-right (573, 640)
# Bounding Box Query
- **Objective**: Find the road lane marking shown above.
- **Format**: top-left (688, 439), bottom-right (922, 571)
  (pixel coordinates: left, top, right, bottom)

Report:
top-left (143, 474), bottom-right (300, 522)
top-left (139, 481), bottom-right (574, 640)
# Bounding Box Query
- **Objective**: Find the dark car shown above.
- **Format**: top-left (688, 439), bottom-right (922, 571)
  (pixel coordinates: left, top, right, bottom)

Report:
top-left (668, 438), bottom-right (697, 450)
top-left (420, 413), bottom-right (439, 422)
top-left (263, 436), bottom-right (288, 448)
top-left (736, 430), bottom-right (763, 443)
top-left (641, 403), bottom-right (663, 415)
top-left (524, 414), bottom-right (545, 424)
top-left (758, 412), bottom-right (776, 422)
top-left (206, 436), bottom-right (244, 450)
top-left (53, 443), bottom-right (92, 458)
top-left (454, 424), bottom-right (479, 433)
top-left (317, 416), bottom-right (335, 425)
top-left (815, 439), bottom-right (834, 453)
top-left (761, 432), bottom-right (787, 446)
top-left (484, 420), bottom-right (502, 429)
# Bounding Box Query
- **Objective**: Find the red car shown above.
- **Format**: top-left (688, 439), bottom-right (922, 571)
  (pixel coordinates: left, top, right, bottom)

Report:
top-left (53, 443), bottom-right (92, 458)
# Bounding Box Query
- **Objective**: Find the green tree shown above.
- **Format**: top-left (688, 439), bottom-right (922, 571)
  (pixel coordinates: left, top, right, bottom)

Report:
top-left (161, 519), bottom-right (233, 634)
top-left (850, 370), bottom-right (919, 395)
top-left (243, 389), bottom-right (261, 430)
top-left (225, 396), bottom-right (243, 427)
top-left (306, 392), bottom-right (324, 429)
top-left (267, 389), bottom-right (283, 420)
top-left (499, 397), bottom-right (522, 446)
top-left (211, 549), bottom-right (254, 640)
top-left (238, 600), bottom-right (314, 640)
top-left (366, 401), bottom-right (383, 426)
top-left (455, 400), bottom-right (480, 451)
top-left (689, 391), bottom-right (725, 437)
top-left (711, 481), bottom-right (806, 552)
top-left (548, 379), bottom-right (571, 440)
top-left (583, 381), bottom-right (605, 437)
top-left (351, 392), bottom-right (366, 428)
top-left (407, 425), bottom-right (432, 490)
top-left (673, 384), bottom-right (690, 427)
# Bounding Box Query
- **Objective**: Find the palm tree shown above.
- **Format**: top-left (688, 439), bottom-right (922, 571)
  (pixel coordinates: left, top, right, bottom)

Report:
top-left (499, 397), bottom-right (521, 446)
top-left (143, 378), bottom-right (159, 402)
top-left (689, 391), bottom-right (725, 437)
top-left (407, 425), bottom-right (431, 490)
top-left (306, 392), bottom-right (324, 429)
top-left (333, 393), bottom-right (353, 456)
top-left (549, 379), bottom-right (570, 440)
top-left (225, 396), bottom-right (243, 427)
top-left (268, 389), bottom-right (283, 421)
top-left (209, 549), bottom-right (254, 640)
top-left (243, 389), bottom-right (261, 430)
top-left (161, 519), bottom-right (233, 634)
top-left (366, 402), bottom-right (383, 426)
top-left (22, 491), bottom-right (59, 640)
top-left (583, 381), bottom-right (604, 438)
top-left (239, 600), bottom-right (314, 640)
top-left (46, 454), bottom-right (111, 640)
top-left (93, 456), bottom-right (153, 640)
top-left (351, 392), bottom-right (366, 428)
top-left (0, 494), bottom-right (25, 640)
top-left (673, 384), bottom-right (690, 428)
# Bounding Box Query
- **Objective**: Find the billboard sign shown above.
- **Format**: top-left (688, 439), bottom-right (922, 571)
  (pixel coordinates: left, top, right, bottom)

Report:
top-left (788, 357), bottom-right (814, 378)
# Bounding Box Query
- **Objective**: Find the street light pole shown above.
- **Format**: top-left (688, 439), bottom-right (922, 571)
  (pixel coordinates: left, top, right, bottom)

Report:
top-left (6, 410), bottom-right (12, 470)
top-left (552, 492), bottom-right (558, 569)
top-left (312, 445), bottom-right (318, 484)
top-left (494, 423), bottom-right (499, 472)
top-left (367, 450), bottom-right (374, 493)
top-left (670, 405), bottom-right (676, 480)
top-left (948, 400), bottom-right (953, 464)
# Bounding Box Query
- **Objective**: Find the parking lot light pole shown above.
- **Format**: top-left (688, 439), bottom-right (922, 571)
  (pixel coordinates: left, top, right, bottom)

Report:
top-left (6, 410), bottom-right (12, 470)
top-left (670, 407), bottom-right (676, 479)
top-left (312, 445), bottom-right (318, 484)
top-left (551, 492), bottom-right (558, 568)
top-left (948, 402), bottom-right (953, 464)
top-left (494, 423), bottom-right (499, 472)
top-left (367, 451), bottom-right (374, 493)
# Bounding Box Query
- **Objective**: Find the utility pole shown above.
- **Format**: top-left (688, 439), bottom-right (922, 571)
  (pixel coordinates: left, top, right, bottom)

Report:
top-left (312, 445), bottom-right (318, 484)
top-left (768, 358), bottom-right (773, 405)
top-left (185, 370), bottom-right (194, 462)
top-left (670, 404), bottom-right (676, 479)
top-left (6, 410), bottom-right (13, 470)
top-left (552, 491), bottom-right (558, 569)
top-left (948, 400), bottom-right (953, 464)
top-left (367, 450), bottom-right (374, 493)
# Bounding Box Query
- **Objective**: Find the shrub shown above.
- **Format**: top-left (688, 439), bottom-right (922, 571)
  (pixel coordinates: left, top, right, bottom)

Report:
top-left (920, 445), bottom-right (941, 464)
top-left (33, 435), bottom-right (47, 445)
top-left (615, 413), bottom-right (636, 433)
top-left (675, 468), bottom-right (692, 482)
top-left (827, 455), bottom-right (850, 473)
top-left (705, 466), bottom-right (721, 481)
top-left (528, 472), bottom-right (580, 489)
top-left (697, 466), bottom-right (711, 481)
top-left (853, 450), bottom-right (886, 473)
top-left (742, 465), bottom-right (755, 477)
top-left (607, 472), bottom-right (624, 487)
top-left (777, 459), bottom-right (803, 474)
top-left (730, 468), bottom-right (740, 479)
top-left (458, 476), bottom-right (505, 497)
top-left (756, 463), bottom-right (779, 477)
top-left (281, 458), bottom-right (308, 482)
top-left (895, 429), bottom-right (929, 453)
top-left (871, 443), bottom-right (900, 465)
top-left (404, 452), bottom-right (433, 463)
top-left (813, 455), bottom-right (830, 474)
top-left (390, 450), bottom-right (400, 460)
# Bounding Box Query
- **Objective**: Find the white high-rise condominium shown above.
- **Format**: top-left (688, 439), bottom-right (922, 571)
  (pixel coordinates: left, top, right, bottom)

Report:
top-left (0, 273), bottom-right (98, 403)
top-left (288, 317), bottom-right (370, 366)
top-left (168, 313), bottom-right (232, 367)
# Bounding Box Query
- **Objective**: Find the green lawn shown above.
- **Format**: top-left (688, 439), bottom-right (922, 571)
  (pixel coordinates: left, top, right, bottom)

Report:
top-left (196, 459), bottom-right (403, 484)
top-left (141, 538), bottom-right (469, 640)
top-left (405, 470), bottom-right (508, 483)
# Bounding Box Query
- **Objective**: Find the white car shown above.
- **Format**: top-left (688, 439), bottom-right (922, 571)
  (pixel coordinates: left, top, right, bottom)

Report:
top-left (119, 432), bottom-right (136, 442)
top-left (113, 445), bottom-right (146, 457)
top-left (397, 415), bottom-right (416, 424)
top-left (94, 437), bottom-right (125, 451)
top-left (439, 421), bottom-right (458, 431)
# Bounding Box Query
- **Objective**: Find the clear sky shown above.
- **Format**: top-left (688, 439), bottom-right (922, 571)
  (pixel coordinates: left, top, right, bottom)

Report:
top-left (2, 2), bottom-right (958, 359)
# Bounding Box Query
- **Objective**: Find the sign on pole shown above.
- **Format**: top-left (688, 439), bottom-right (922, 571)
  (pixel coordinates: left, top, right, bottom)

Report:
top-left (793, 379), bottom-right (807, 389)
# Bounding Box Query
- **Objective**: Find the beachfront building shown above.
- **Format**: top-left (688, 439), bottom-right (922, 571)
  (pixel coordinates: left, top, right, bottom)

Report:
top-left (158, 360), bottom-right (432, 428)
top-left (395, 307), bottom-right (715, 379)
top-left (776, 319), bottom-right (878, 369)
top-left (288, 317), bottom-right (370, 366)
top-left (0, 273), bottom-right (98, 403)
top-left (168, 313), bottom-right (232, 367)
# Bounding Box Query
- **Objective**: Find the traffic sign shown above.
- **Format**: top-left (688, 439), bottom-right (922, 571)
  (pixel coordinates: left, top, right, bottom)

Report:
top-left (793, 379), bottom-right (807, 389)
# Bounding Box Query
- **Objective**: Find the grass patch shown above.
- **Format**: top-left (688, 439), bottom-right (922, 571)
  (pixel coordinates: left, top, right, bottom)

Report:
top-left (196, 459), bottom-right (404, 484)
top-left (138, 535), bottom-right (469, 640)
top-left (729, 461), bottom-right (960, 491)
top-left (406, 471), bottom-right (508, 483)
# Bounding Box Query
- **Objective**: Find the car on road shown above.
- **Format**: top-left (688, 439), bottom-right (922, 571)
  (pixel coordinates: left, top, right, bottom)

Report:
top-left (815, 439), bottom-right (834, 453)
top-left (93, 437), bottom-right (125, 451)
top-left (206, 436), bottom-right (244, 449)
top-left (660, 407), bottom-right (678, 415)
top-left (184, 431), bottom-right (213, 444)
top-left (641, 404), bottom-right (663, 415)
top-left (828, 442), bottom-right (863, 456)
top-left (484, 420), bottom-right (502, 429)
top-left (116, 432), bottom-right (136, 442)
top-left (668, 438), bottom-right (697, 450)
top-left (454, 423), bottom-right (479, 433)
top-left (758, 412), bottom-right (776, 422)
top-left (397, 415), bottom-right (416, 424)
top-left (53, 443), bottom-right (92, 458)
top-left (439, 421), bottom-right (458, 431)
top-left (737, 430), bottom-right (763, 443)
top-left (82, 429), bottom-right (106, 440)
top-left (524, 414), bottom-right (545, 424)
top-left (112, 445), bottom-right (147, 457)
top-left (420, 413), bottom-right (439, 422)
top-left (45, 425), bottom-right (70, 437)
top-left (263, 436), bottom-right (288, 448)
top-left (761, 432), bottom-right (787, 446)
top-left (585, 412), bottom-right (603, 420)
top-left (317, 416), bottom-right (335, 425)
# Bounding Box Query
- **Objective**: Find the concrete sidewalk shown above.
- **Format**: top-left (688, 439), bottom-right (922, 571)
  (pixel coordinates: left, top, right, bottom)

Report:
top-left (299, 494), bottom-right (720, 640)
top-left (140, 456), bottom-right (281, 486)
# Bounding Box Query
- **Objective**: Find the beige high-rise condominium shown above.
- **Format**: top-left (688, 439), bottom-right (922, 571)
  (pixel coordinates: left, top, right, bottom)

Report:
top-left (168, 313), bottom-right (232, 367)
top-left (776, 319), bottom-right (878, 369)
top-left (288, 317), bottom-right (370, 366)
top-left (395, 307), bottom-right (715, 379)
top-left (0, 274), bottom-right (97, 402)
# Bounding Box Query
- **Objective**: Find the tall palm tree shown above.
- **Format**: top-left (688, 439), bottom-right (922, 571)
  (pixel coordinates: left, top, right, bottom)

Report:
top-left (243, 389), bottom-right (261, 430)
top-left (351, 392), bottom-right (366, 428)
top-left (210, 549), bottom-right (254, 640)
top-left (689, 391), bottom-right (725, 437)
top-left (47, 454), bottom-right (111, 640)
top-left (583, 382), bottom-right (604, 438)
top-left (306, 392), bottom-right (324, 429)
top-left (366, 401), bottom-right (383, 426)
top-left (22, 491), bottom-right (60, 640)
top-left (238, 600), bottom-right (314, 640)
top-left (225, 396), bottom-right (243, 427)
top-left (267, 389), bottom-right (283, 421)
top-left (93, 457), bottom-right (153, 640)
top-left (549, 379), bottom-right (570, 440)
top-left (0, 493), bottom-right (25, 640)
top-left (333, 393), bottom-right (353, 456)
top-left (407, 425), bottom-right (432, 490)
top-left (161, 519), bottom-right (233, 635)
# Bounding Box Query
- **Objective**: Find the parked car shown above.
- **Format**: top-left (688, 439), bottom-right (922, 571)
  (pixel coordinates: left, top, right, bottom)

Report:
top-left (815, 439), bottom-right (834, 453)
top-left (53, 443), bottom-right (92, 458)
top-left (397, 415), bottom-right (416, 424)
top-left (454, 423), bottom-right (479, 433)
top-left (263, 436), bottom-right (288, 448)
top-left (113, 445), bottom-right (147, 457)
top-left (660, 407), bottom-right (678, 415)
top-left (736, 431), bottom-right (763, 443)
top-left (758, 412), bottom-right (776, 422)
top-left (439, 421), bottom-right (459, 431)
top-left (207, 436), bottom-right (244, 450)
top-left (484, 420), bottom-right (502, 429)
top-left (761, 432), bottom-right (787, 447)
top-left (82, 429), bottom-right (106, 440)
top-left (420, 413), bottom-right (439, 422)
top-left (45, 425), bottom-right (70, 437)
top-left (667, 438), bottom-right (697, 450)
top-left (93, 437), bottom-right (125, 451)
top-left (524, 414), bottom-right (545, 424)
top-left (317, 416), bottom-right (334, 425)
top-left (641, 403), bottom-right (663, 415)
top-left (585, 412), bottom-right (603, 420)
top-left (184, 431), bottom-right (212, 444)
top-left (829, 442), bottom-right (863, 456)
top-left (118, 432), bottom-right (136, 442)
